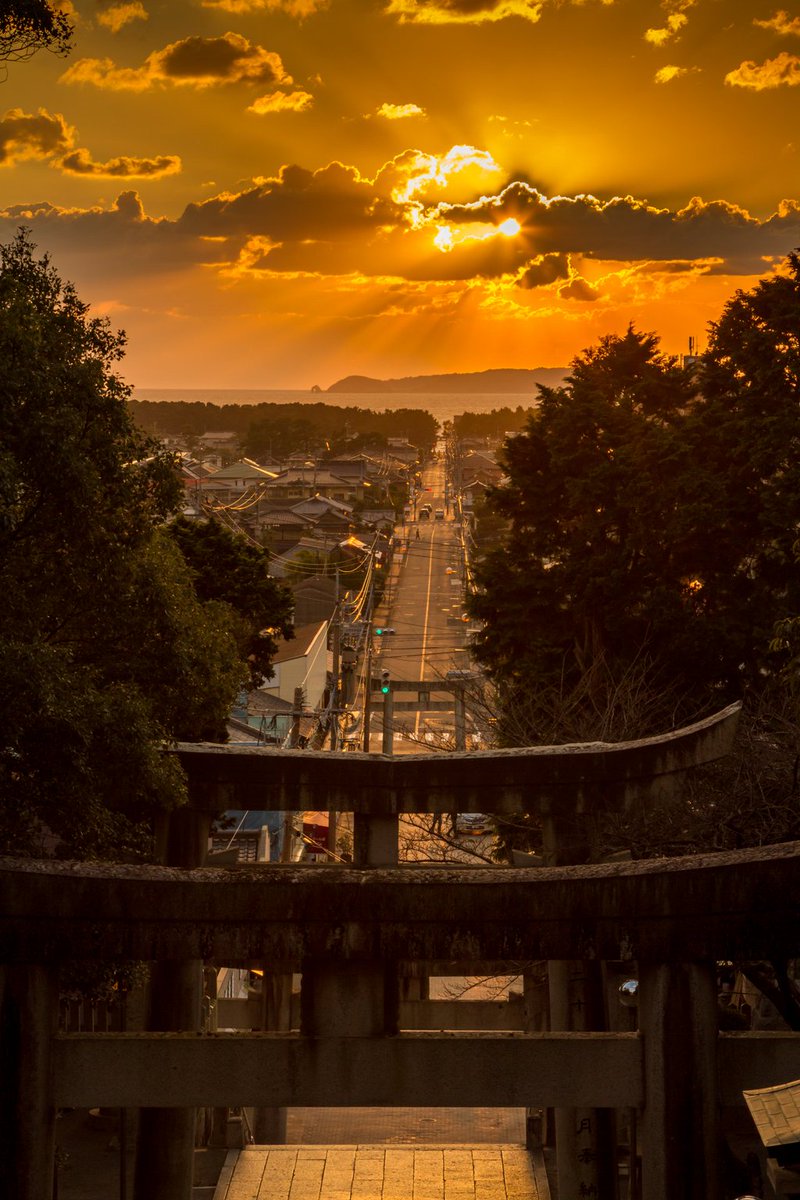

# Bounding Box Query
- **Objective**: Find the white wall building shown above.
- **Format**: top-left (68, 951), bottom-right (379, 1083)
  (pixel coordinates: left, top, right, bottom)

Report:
top-left (260, 619), bottom-right (330, 710)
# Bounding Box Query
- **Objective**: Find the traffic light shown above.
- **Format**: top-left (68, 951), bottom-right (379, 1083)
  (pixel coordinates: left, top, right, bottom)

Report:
top-left (375, 627), bottom-right (384, 636)
top-left (380, 669), bottom-right (390, 695)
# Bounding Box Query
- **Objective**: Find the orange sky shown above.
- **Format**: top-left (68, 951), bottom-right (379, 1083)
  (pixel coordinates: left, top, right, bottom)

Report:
top-left (2, 0), bottom-right (800, 388)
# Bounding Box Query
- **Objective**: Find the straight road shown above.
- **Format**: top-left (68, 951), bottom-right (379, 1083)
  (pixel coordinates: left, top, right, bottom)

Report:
top-left (370, 456), bottom-right (473, 754)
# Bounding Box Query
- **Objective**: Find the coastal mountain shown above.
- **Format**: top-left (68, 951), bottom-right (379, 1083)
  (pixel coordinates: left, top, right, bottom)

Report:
top-left (325, 368), bottom-right (566, 394)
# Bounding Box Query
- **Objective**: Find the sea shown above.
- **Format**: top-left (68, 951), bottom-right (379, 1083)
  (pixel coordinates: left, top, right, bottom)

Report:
top-left (133, 388), bottom-right (542, 428)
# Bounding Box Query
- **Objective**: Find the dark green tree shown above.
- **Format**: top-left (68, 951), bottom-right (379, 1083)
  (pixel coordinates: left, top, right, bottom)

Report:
top-left (468, 266), bottom-right (800, 743)
top-left (0, 231), bottom-right (246, 858)
top-left (467, 326), bottom-right (706, 737)
top-left (243, 416), bottom-right (319, 460)
top-left (168, 516), bottom-right (294, 687)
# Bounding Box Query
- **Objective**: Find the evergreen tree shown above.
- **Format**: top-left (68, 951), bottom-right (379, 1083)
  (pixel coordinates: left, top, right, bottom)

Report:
top-left (168, 516), bottom-right (294, 688)
top-left (467, 327), bottom-right (704, 734)
top-left (0, 232), bottom-right (245, 858)
top-left (468, 253), bottom-right (800, 743)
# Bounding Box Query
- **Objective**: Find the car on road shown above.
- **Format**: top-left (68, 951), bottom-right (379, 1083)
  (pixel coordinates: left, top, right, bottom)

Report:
top-left (456, 812), bottom-right (490, 835)
top-left (435, 509), bottom-right (445, 520)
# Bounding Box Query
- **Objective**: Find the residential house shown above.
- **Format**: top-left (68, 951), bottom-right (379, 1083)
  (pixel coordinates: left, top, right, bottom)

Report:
top-left (255, 507), bottom-right (316, 555)
top-left (258, 619), bottom-right (330, 711)
top-left (264, 467), bottom-right (367, 505)
top-left (198, 431), bottom-right (239, 453)
top-left (200, 459), bottom-right (279, 506)
top-left (292, 575), bottom-right (339, 625)
top-left (386, 438), bottom-right (420, 467)
top-left (460, 450), bottom-right (503, 489)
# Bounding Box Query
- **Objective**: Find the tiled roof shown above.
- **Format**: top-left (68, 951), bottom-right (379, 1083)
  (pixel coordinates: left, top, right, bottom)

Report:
top-left (272, 619), bottom-right (328, 664)
top-left (745, 1078), bottom-right (800, 1157)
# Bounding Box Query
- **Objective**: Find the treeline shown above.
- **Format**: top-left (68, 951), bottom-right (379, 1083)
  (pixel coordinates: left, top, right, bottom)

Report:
top-left (452, 406), bottom-right (538, 440)
top-left (129, 399), bottom-right (439, 457)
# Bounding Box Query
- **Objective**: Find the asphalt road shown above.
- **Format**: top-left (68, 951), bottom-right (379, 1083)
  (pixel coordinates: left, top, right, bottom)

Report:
top-left (370, 457), bottom-right (473, 755)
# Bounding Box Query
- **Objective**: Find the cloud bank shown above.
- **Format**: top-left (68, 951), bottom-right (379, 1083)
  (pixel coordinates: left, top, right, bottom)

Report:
top-left (4, 148), bottom-right (800, 290)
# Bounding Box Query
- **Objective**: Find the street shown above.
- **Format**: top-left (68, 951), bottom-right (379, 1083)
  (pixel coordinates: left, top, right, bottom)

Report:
top-left (369, 455), bottom-right (474, 755)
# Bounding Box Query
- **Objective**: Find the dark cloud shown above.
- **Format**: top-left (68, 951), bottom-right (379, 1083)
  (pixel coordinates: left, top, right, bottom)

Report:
top-left (61, 32), bottom-right (290, 90)
top-left (0, 108), bottom-right (74, 165)
top-left (387, 0), bottom-right (545, 23)
top-left (4, 163), bottom-right (800, 292)
top-left (60, 148), bottom-right (181, 179)
top-left (180, 161), bottom-right (402, 241)
top-left (558, 276), bottom-right (600, 302)
top-left (435, 183), bottom-right (800, 273)
top-left (517, 251), bottom-right (570, 288)
top-left (152, 32), bottom-right (288, 85)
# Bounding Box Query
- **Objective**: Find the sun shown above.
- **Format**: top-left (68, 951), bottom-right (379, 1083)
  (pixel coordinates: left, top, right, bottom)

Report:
top-left (498, 217), bottom-right (521, 237)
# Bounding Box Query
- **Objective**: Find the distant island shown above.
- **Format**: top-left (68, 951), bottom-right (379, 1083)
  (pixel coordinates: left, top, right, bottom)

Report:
top-left (325, 368), bottom-right (566, 394)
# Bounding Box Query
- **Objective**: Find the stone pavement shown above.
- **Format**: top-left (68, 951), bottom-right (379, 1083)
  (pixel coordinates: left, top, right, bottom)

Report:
top-left (55, 1106), bottom-right (541, 1199)
top-left (214, 1145), bottom-right (548, 1200)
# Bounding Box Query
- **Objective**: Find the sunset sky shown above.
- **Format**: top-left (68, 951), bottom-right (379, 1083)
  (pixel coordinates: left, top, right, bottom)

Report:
top-left (2, 0), bottom-right (800, 388)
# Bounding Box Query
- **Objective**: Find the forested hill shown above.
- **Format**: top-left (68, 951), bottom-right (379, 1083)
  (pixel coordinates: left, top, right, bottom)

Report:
top-left (326, 368), bottom-right (566, 393)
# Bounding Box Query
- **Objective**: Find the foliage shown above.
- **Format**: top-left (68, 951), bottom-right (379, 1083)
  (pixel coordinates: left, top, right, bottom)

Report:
top-left (244, 415), bottom-right (320, 460)
top-left (129, 398), bottom-right (439, 458)
top-left (452, 405), bottom-right (537, 441)
top-left (468, 275), bottom-right (800, 740)
top-left (168, 516), bottom-right (294, 688)
top-left (0, 231), bottom-right (245, 858)
top-left (0, 0), bottom-right (72, 63)
top-left (468, 489), bottom-right (508, 556)
top-left (467, 327), bottom-right (709, 731)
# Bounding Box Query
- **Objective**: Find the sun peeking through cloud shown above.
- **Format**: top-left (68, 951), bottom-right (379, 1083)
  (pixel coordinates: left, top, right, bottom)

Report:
top-left (433, 213), bottom-right (522, 253)
top-left (433, 225), bottom-right (453, 250)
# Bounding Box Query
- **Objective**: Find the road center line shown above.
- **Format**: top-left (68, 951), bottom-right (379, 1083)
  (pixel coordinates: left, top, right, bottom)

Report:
top-left (414, 525), bottom-right (437, 738)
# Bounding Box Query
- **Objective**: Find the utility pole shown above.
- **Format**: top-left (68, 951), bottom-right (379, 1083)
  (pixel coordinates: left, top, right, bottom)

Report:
top-left (289, 686), bottom-right (304, 749)
top-left (330, 567), bottom-right (340, 753)
top-left (454, 685), bottom-right (466, 751)
top-left (363, 641), bottom-right (372, 753)
top-left (381, 670), bottom-right (393, 756)
top-left (328, 567), bottom-right (341, 863)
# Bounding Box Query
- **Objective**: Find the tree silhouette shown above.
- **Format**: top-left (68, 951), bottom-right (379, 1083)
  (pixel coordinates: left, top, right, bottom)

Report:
top-left (0, 1), bottom-right (73, 64)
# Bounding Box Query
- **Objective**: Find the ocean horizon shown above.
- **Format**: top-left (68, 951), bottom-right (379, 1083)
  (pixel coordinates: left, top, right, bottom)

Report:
top-left (133, 388), bottom-right (542, 428)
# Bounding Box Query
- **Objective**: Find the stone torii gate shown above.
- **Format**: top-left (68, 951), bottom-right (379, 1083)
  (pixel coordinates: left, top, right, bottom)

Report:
top-left (7, 701), bottom-right (800, 1200)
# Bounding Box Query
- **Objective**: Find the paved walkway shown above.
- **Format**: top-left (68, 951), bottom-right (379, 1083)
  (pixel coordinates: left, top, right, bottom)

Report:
top-left (214, 1145), bottom-right (547, 1200)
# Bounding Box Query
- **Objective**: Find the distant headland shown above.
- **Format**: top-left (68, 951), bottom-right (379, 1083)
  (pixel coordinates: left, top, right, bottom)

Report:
top-left (324, 368), bottom-right (566, 394)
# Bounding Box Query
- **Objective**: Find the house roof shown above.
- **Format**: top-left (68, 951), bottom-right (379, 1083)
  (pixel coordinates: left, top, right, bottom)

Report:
top-left (209, 459), bottom-right (279, 481)
top-left (272, 469), bottom-right (356, 487)
top-left (290, 494), bottom-right (353, 515)
top-left (292, 575), bottom-right (338, 600)
top-left (272, 619), bottom-right (328, 665)
top-left (258, 509), bottom-right (314, 527)
top-left (247, 691), bottom-right (294, 715)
